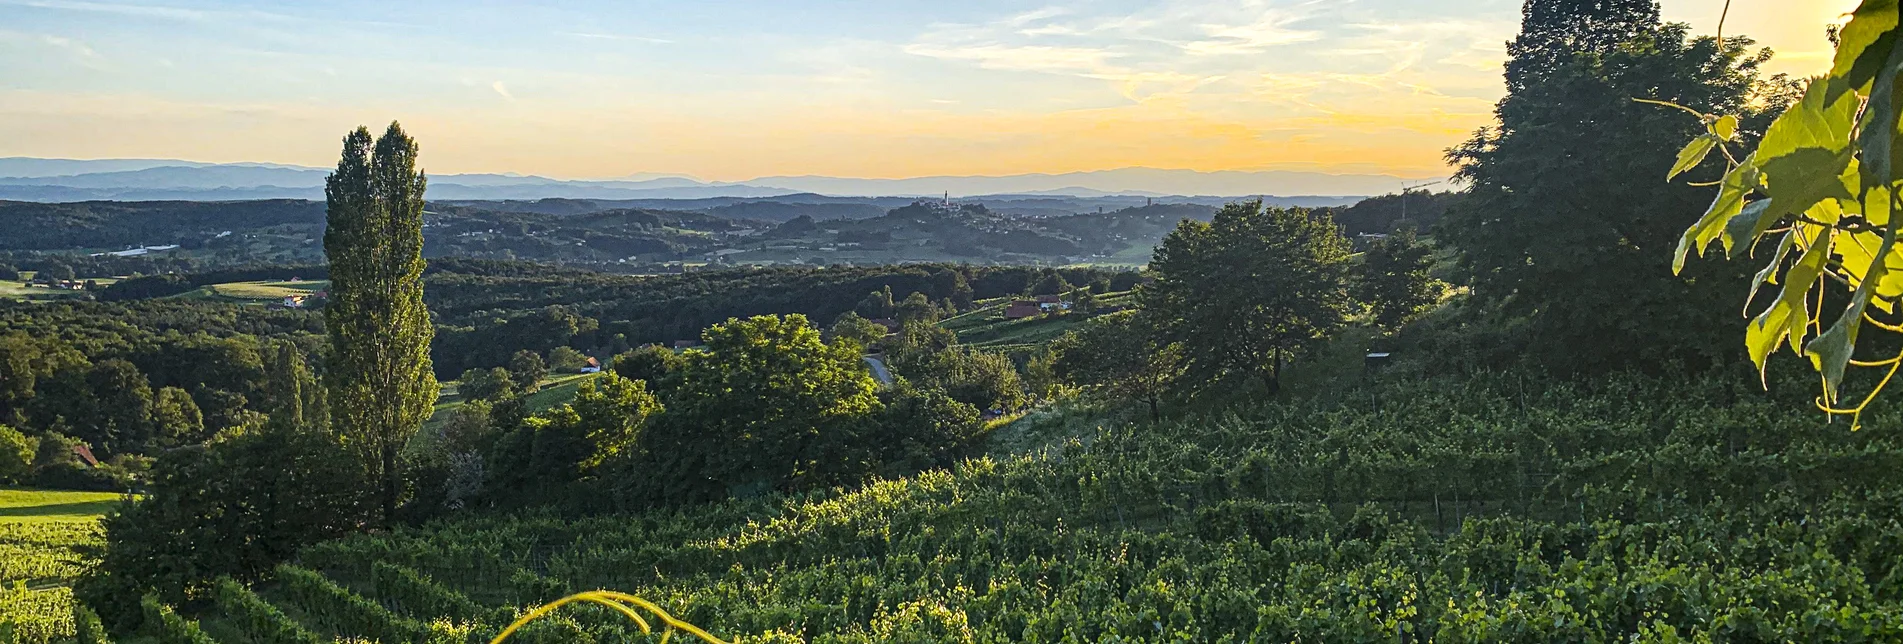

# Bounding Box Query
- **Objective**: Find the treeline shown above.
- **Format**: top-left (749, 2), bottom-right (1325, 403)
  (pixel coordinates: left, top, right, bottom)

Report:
top-left (95, 258), bottom-right (594, 301)
top-left (0, 300), bottom-right (324, 489)
top-left (1323, 190), bottom-right (1461, 237)
top-left (427, 264), bottom-right (1136, 376)
top-left (0, 200), bottom-right (324, 251)
top-left (0, 252), bottom-right (199, 282)
top-left (429, 314), bottom-right (989, 517)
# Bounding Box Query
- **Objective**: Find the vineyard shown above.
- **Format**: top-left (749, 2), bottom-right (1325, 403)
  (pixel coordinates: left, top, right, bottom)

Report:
top-left (0, 489), bottom-right (118, 643)
top-left (122, 370), bottom-right (1903, 642)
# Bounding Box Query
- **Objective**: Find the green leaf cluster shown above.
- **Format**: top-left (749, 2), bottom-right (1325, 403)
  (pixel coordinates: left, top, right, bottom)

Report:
top-left (1669, 0), bottom-right (1903, 426)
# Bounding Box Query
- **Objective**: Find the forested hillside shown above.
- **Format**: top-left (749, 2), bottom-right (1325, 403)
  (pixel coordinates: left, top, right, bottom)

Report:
top-left (0, 197), bottom-right (1225, 270)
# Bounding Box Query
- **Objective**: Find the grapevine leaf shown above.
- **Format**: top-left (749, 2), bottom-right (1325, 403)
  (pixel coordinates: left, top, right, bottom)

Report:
top-left (1747, 299), bottom-right (1799, 382)
top-left (1810, 252), bottom-right (1887, 401)
top-left (1781, 233), bottom-right (1831, 345)
top-left (1675, 157), bottom-right (1753, 273)
top-left (1807, 311), bottom-right (1862, 401)
top-left (1712, 115), bottom-right (1738, 140)
top-left (1761, 148), bottom-right (1856, 220)
top-left (1852, 181), bottom-right (1895, 226)
top-left (1756, 78), bottom-right (1858, 220)
top-left (1747, 235), bottom-right (1829, 377)
top-left (1723, 200), bottom-right (1775, 258)
top-left (1860, 37), bottom-right (1903, 189)
top-left (1829, 0), bottom-right (1901, 99)
top-left (1759, 78), bottom-right (1858, 162)
top-left (1669, 134), bottom-right (1719, 180)
top-left (1744, 231), bottom-right (1796, 313)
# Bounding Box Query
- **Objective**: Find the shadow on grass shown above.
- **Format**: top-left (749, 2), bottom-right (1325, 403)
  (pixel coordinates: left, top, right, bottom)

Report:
top-left (0, 500), bottom-right (119, 519)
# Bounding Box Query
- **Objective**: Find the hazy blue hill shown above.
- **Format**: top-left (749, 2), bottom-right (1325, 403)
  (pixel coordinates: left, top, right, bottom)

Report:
top-left (0, 158), bottom-right (1407, 202)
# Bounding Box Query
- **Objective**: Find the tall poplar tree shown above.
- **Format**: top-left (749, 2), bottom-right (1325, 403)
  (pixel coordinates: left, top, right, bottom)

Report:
top-left (324, 122), bottom-right (438, 523)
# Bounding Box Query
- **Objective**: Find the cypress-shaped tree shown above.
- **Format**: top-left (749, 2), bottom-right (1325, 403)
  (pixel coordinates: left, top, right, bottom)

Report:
top-left (261, 340), bottom-right (326, 433)
top-left (323, 122), bottom-right (438, 523)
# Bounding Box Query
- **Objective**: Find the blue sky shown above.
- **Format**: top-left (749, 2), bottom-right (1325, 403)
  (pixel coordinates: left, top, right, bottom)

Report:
top-left (0, 0), bottom-right (1856, 180)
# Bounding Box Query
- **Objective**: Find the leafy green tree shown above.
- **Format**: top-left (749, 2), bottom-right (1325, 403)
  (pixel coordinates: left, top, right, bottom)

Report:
top-left (870, 382), bottom-right (982, 474)
top-left (894, 292), bottom-right (941, 325)
top-left (457, 367), bottom-right (515, 403)
top-left (525, 373), bottom-right (662, 482)
top-left (636, 315), bottom-right (880, 503)
top-left (83, 359), bottom-right (154, 455)
top-left (1353, 229), bottom-right (1445, 329)
top-left (27, 432), bottom-right (94, 488)
top-left (1144, 200), bottom-right (1352, 393)
top-left (509, 350), bottom-right (548, 394)
top-left (485, 374), bottom-right (662, 507)
top-left (856, 286), bottom-right (896, 319)
top-left (150, 387), bottom-right (204, 446)
top-left (1052, 310), bottom-right (1184, 420)
top-left (259, 340), bottom-right (325, 434)
top-left (1029, 272), bottom-right (1070, 296)
top-left (1505, 0), bottom-right (1662, 93)
top-left (37, 262), bottom-right (75, 282)
top-left (437, 399), bottom-right (493, 455)
top-left (0, 264), bottom-right (18, 282)
top-left (1071, 289), bottom-right (1098, 316)
top-left (548, 346), bottom-right (590, 373)
top-left (1437, 2), bottom-right (1778, 370)
top-left (0, 334), bottom-right (45, 426)
top-left (0, 424), bottom-right (33, 484)
top-left (323, 122), bottom-right (439, 523)
top-left (944, 271), bottom-right (976, 310)
top-left (830, 312), bottom-right (888, 349)
top-left (1022, 348), bottom-right (1060, 402)
top-left (74, 420), bottom-right (369, 631)
top-left (905, 348), bottom-right (1025, 412)
top-left (885, 319), bottom-right (958, 369)
top-left (610, 345), bottom-right (683, 388)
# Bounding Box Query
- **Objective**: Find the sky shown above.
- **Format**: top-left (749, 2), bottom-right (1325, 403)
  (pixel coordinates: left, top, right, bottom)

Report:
top-left (0, 0), bottom-right (1859, 181)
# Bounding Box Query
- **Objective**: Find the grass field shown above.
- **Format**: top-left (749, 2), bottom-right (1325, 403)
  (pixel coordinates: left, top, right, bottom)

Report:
top-left (0, 488), bottom-right (121, 643)
top-left (424, 372), bottom-right (604, 435)
top-left (0, 280), bottom-right (98, 302)
top-left (175, 279), bottom-right (329, 305)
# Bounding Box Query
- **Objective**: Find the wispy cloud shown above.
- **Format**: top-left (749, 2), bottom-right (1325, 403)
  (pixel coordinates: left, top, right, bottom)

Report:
top-left (40, 33), bottom-right (99, 59)
top-left (0, 29), bottom-right (107, 69)
top-left (903, 42), bottom-right (1121, 74)
top-left (0, 0), bottom-right (211, 21)
top-left (1177, 9), bottom-right (1321, 56)
top-left (491, 81), bottom-right (513, 100)
top-left (559, 31), bottom-right (673, 44)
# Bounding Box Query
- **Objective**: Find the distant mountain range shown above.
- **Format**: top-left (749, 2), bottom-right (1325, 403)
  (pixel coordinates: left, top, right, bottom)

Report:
top-left (0, 157), bottom-right (1431, 202)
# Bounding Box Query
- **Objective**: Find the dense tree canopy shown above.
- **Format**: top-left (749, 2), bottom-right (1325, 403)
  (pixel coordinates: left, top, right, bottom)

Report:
top-left (1437, 3), bottom-right (1785, 370)
top-left (634, 315), bottom-right (880, 503)
top-left (1052, 310), bottom-right (1183, 420)
top-left (1354, 229), bottom-right (1445, 330)
top-left (1144, 200), bottom-right (1352, 392)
